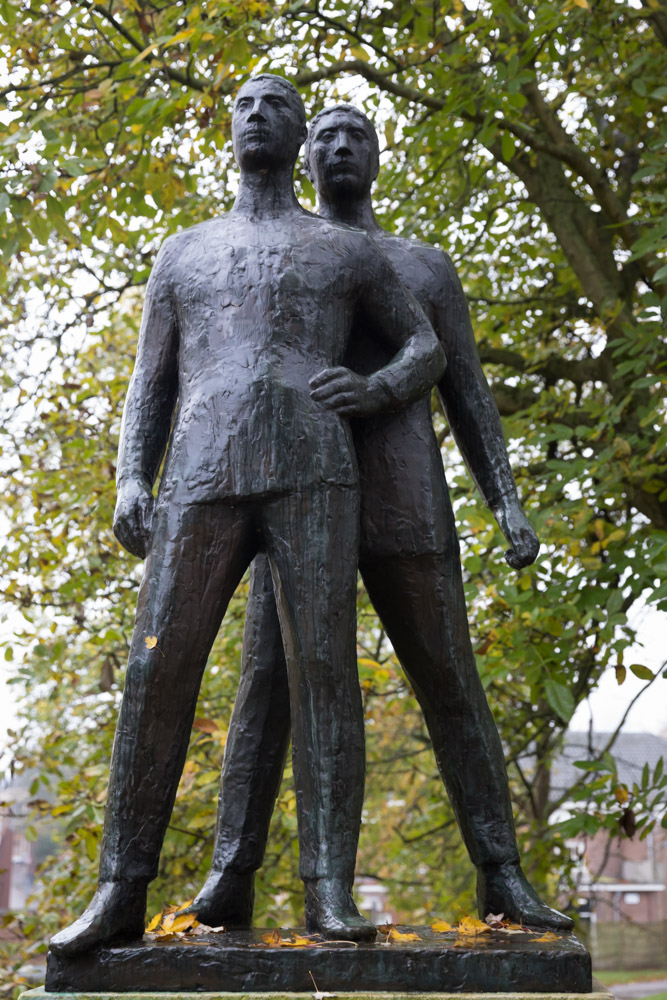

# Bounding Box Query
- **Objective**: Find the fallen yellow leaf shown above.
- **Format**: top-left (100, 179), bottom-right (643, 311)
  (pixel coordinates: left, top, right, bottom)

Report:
top-left (262, 930), bottom-right (282, 946)
top-left (282, 933), bottom-right (317, 947)
top-left (387, 927), bottom-right (420, 942)
top-left (431, 919), bottom-right (453, 933)
top-left (533, 932), bottom-right (559, 943)
top-left (145, 635), bottom-right (158, 649)
top-left (169, 899), bottom-right (195, 912)
top-left (145, 912), bottom-right (162, 933)
top-left (457, 915), bottom-right (492, 936)
top-left (169, 912), bottom-right (198, 934)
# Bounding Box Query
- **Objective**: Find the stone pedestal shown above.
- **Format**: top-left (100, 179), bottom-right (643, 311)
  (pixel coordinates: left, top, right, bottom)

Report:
top-left (25, 984), bottom-right (612, 1000)
top-left (42, 927), bottom-right (592, 994)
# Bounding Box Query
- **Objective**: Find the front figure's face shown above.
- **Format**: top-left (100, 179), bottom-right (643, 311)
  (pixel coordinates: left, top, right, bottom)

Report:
top-left (307, 110), bottom-right (378, 202)
top-left (232, 77), bottom-right (306, 170)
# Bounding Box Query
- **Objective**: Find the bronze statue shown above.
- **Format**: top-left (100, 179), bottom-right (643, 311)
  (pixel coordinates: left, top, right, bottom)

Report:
top-left (49, 77), bottom-right (446, 955)
top-left (191, 106), bottom-right (573, 933)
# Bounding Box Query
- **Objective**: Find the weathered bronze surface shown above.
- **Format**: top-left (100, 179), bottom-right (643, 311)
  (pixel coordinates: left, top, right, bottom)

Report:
top-left (192, 106), bottom-right (570, 935)
top-left (49, 76), bottom-right (445, 959)
top-left (46, 80), bottom-right (585, 990)
top-left (46, 928), bottom-right (592, 993)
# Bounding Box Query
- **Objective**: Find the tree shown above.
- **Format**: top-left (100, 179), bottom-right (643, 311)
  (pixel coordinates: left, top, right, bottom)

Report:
top-left (0, 0), bottom-right (665, 985)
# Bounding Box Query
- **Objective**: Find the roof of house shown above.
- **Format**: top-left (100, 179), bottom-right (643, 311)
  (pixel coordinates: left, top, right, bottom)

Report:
top-left (550, 730), bottom-right (667, 798)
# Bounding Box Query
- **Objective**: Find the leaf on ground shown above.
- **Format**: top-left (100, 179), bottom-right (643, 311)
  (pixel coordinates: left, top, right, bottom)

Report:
top-left (169, 912), bottom-right (198, 933)
top-left (262, 930), bottom-right (283, 946)
top-left (431, 919), bottom-right (453, 933)
top-left (387, 926), bottom-right (420, 942)
top-left (163, 899), bottom-right (194, 915)
top-left (145, 912), bottom-right (162, 932)
top-left (457, 915), bottom-right (492, 936)
top-left (484, 912), bottom-right (505, 928)
top-left (281, 932), bottom-right (318, 947)
top-left (532, 932), bottom-right (559, 943)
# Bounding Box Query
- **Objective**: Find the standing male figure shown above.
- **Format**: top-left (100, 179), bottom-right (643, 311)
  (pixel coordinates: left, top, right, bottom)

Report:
top-left (50, 78), bottom-right (446, 954)
top-left (191, 106), bottom-right (572, 931)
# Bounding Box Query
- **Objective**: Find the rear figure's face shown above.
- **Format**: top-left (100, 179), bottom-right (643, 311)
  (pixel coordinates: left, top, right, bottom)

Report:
top-left (233, 78), bottom-right (306, 171)
top-left (307, 111), bottom-right (377, 202)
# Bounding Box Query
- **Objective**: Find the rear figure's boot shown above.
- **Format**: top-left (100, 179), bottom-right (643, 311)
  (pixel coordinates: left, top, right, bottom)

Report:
top-left (477, 860), bottom-right (573, 930)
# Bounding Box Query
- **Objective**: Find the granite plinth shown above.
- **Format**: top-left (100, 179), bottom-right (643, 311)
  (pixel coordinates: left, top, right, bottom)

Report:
top-left (44, 927), bottom-right (592, 994)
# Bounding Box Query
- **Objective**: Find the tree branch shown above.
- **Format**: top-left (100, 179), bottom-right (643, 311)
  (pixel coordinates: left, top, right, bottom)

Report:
top-left (78, 0), bottom-right (209, 92)
top-left (479, 346), bottom-right (609, 386)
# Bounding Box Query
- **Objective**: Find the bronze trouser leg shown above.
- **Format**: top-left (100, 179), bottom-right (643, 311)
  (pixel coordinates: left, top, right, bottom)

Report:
top-left (210, 487), bottom-right (363, 883)
top-left (359, 535), bottom-right (519, 868)
top-left (262, 485), bottom-right (363, 883)
top-left (100, 500), bottom-right (257, 882)
top-left (211, 553), bottom-right (291, 874)
top-left (211, 541), bottom-right (518, 874)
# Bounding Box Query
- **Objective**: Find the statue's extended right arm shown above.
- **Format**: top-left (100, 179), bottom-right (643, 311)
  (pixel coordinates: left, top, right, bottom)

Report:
top-left (113, 240), bottom-right (179, 558)
top-left (435, 252), bottom-right (539, 570)
top-left (310, 236), bottom-right (446, 417)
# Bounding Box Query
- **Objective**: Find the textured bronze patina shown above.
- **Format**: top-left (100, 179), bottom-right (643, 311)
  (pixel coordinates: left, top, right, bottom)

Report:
top-left (192, 106), bottom-right (571, 936)
top-left (46, 85), bottom-right (584, 993)
top-left (49, 77), bottom-right (445, 958)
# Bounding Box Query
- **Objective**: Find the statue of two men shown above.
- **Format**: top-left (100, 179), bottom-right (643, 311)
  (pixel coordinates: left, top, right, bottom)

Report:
top-left (51, 74), bottom-right (570, 957)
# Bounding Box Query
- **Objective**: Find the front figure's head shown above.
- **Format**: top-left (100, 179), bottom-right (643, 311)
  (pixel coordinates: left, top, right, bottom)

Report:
top-left (304, 105), bottom-right (380, 203)
top-left (232, 74), bottom-right (307, 171)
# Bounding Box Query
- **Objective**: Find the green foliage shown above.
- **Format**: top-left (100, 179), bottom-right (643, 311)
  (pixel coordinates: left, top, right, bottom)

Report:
top-left (0, 0), bottom-right (666, 983)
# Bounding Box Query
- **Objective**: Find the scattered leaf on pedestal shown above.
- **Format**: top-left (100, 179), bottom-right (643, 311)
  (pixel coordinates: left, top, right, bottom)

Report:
top-left (386, 926), bottom-right (420, 942)
top-left (145, 912), bottom-right (162, 932)
top-left (431, 919), bottom-right (453, 933)
top-left (457, 915), bottom-right (492, 936)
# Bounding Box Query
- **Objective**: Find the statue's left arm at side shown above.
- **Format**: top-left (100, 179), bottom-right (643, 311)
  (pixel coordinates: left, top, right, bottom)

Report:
top-left (113, 238), bottom-right (180, 558)
top-left (434, 251), bottom-right (539, 570)
top-left (310, 235), bottom-right (446, 417)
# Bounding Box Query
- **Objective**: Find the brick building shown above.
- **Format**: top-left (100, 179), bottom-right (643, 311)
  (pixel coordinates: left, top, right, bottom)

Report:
top-left (552, 731), bottom-right (667, 923)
